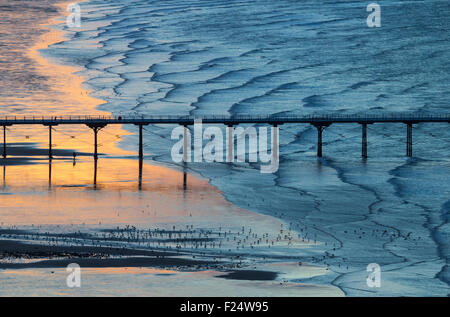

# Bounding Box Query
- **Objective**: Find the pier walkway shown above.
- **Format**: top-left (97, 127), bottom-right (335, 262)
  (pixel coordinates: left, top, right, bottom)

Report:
top-left (1, 113), bottom-right (449, 159)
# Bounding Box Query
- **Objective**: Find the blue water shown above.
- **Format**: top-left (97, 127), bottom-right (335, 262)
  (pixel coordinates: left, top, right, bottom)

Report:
top-left (47, 0), bottom-right (450, 295)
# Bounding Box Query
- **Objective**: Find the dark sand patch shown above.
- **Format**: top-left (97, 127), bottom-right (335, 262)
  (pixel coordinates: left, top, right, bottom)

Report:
top-left (0, 143), bottom-right (92, 158)
top-left (216, 270), bottom-right (278, 281)
top-left (0, 157), bottom-right (37, 166)
top-left (0, 256), bottom-right (213, 269)
top-left (0, 239), bottom-right (222, 270)
top-left (0, 239), bottom-right (178, 259)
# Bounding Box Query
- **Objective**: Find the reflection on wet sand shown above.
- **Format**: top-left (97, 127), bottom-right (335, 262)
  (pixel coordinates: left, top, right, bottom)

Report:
top-left (0, 156), bottom-right (250, 226)
top-left (2, 155), bottom-right (188, 192)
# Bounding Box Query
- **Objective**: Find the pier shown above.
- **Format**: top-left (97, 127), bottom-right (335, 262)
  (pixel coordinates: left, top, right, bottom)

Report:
top-left (1, 113), bottom-right (449, 159)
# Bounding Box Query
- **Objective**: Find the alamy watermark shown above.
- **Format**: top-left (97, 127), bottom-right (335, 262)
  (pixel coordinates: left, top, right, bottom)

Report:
top-left (366, 263), bottom-right (381, 288)
top-left (171, 119), bottom-right (279, 173)
top-left (66, 263), bottom-right (81, 288)
top-left (66, 3), bottom-right (81, 28)
top-left (366, 3), bottom-right (381, 28)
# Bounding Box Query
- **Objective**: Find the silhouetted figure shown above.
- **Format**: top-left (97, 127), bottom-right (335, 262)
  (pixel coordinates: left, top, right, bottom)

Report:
top-left (73, 152), bottom-right (77, 166)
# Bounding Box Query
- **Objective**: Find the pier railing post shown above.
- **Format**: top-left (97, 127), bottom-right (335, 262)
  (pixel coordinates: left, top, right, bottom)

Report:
top-left (362, 123), bottom-right (368, 159)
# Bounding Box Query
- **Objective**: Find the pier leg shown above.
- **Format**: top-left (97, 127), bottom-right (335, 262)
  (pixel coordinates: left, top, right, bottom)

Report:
top-left (49, 125), bottom-right (53, 159)
top-left (227, 125), bottom-right (233, 162)
top-left (86, 124), bottom-right (107, 160)
top-left (2, 126), bottom-right (6, 158)
top-left (362, 123), bottom-right (368, 159)
top-left (315, 125), bottom-right (324, 158)
top-left (313, 124), bottom-right (331, 158)
top-left (406, 123), bottom-right (413, 157)
top-left (94, 128), bottom-right (99, 160)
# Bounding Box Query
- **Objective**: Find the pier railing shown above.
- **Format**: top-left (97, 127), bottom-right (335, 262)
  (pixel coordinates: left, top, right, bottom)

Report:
top-left (0, 113), bottom-right (450, 124)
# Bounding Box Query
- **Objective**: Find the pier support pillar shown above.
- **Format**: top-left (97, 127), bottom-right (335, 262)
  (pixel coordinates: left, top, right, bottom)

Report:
top-left (49, 125), bottom-right (53, 159)
top-left (133, 123), bottom-right (148, 190)
top-left (312, 124), bottom-right (331, 158)
top-left (406, 123), bottom-right (413, 157)
top-left (94, 128), bottom-right (99, 160)
top-left (86, 124), bottom-right (107, 160)
top-left (134, 123), bottom-right (149, 161)
top-left (362, 123), bottom-right (368, 159)
top-left (2, 126), bottom-right (6, 159)
top-left (43, 124), bottom-right (58, 159)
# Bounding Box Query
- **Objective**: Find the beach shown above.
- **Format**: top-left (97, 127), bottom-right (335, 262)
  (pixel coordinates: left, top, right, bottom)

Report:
top-left (0, 0), bottom-right (449, 297)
